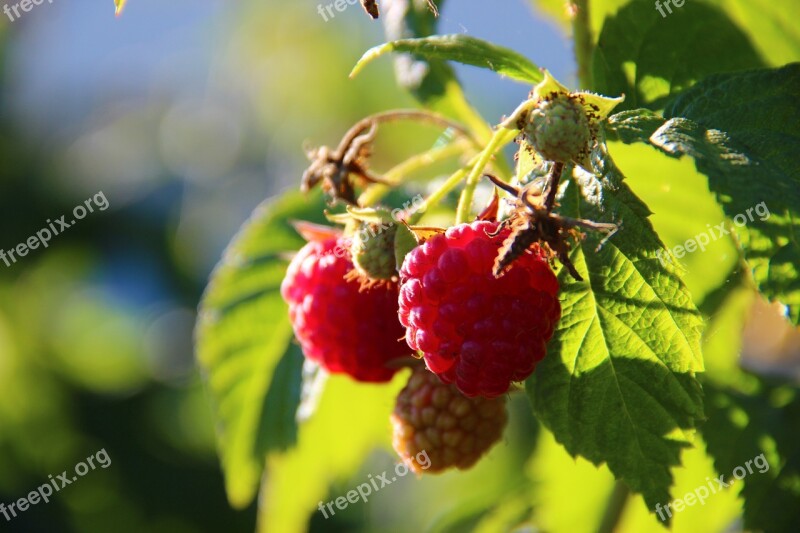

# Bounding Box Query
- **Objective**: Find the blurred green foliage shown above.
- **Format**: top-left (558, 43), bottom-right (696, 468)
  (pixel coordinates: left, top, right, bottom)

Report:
top-left (2, 1), bottom-right (800, 532)
top-left (0, 1), bottom-right (417, 531)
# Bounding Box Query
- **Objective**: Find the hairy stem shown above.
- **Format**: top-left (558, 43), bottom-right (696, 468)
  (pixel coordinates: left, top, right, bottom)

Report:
top-left (402, 99), bottom-right (536, 224)
top-left (455, 127), bottom-right (518, 224)
top-left (408, 159), bottom-right (477, 225)
top-left (358, 139), bottom-right (473, 206)
top-left (337, 109), bottom-right (474, 153)
top-left (544, 162), bottom-right (564, 213)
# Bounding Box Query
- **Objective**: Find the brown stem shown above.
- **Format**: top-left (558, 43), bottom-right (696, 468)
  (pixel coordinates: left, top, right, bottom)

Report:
top-left (544, 162), bottom-right (564, 213)
top-left (335, 109), bottom-right (475, 155)
top-left (484, 173), bottom-right (519, 196)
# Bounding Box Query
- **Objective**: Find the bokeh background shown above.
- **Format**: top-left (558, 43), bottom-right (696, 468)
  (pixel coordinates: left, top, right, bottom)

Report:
top-left (0, 1), bottom-right (569, 531)
top-left (2, 1), bottom-right (799, 532)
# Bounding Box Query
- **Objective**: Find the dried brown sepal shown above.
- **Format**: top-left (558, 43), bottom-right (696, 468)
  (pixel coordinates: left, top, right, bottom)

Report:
top-left (302, 109), bottom-right (468, 205)
top-left (406, 225), bottom-right (446, 245)
top-left (360, 0), bottom-right (379, 19)
top-left (302, 121), bottom-right (390, 205)
top-left (289, 220), bottom-right (342, 243)
top-left (485, 178), bottom-right (617, 281)
top-left (344, 268), bottom-right (397, 291)
top-left (476, 186), bottom-right (500, 222)
top-left (360, 0), bottom-right (439, 19)
top-left (492, 213), bottom-right (546, 276)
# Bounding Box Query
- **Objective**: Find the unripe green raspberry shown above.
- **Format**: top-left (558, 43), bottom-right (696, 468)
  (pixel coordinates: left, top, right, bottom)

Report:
top-left (525, 94), bottom-right (591, 163)
top-left (350, 221), bottom-right (398, 281)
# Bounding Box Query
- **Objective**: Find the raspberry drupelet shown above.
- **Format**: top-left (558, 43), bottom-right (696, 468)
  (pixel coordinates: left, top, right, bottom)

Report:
top-left (398, 221), bottom-right (561, 397)
top-left (281, 236), bottom-right (409, 382)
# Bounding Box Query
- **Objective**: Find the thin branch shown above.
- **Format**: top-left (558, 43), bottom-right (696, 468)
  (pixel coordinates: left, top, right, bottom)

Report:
top-left (597, 481), bottom-right (630, 533)
top-left (572, 0), bottom-right (594, 88)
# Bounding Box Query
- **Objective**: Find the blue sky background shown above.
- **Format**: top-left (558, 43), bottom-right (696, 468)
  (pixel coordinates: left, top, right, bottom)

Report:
top-left (6, 0), bottom-right (574, 135)
top-left (2, 0), bottom-right (575, 278)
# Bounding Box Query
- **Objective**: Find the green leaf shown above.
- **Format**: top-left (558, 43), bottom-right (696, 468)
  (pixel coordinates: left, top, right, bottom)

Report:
top-left (533, 0), bottom-right (800, 70)
top-left (707, 0), bottom-right (800, 67)
top-left (255, 344), bottom-right (304, 453)
top-left (351, 35), bottom-right (543, 85)
top-left (377, 0), bottom-right (487, 137)
top-left (530, 423), bottom-right (743, 532)
top-left (258, 374), bottom-right (406, 532)
top-left (703, 376), bottom-right (800, 532)
top-left (195, 190), bottom-right (327, 508)
top-left (604, 109), bottom-right (664, 144)
top-left (527, 0), bottom-right (628, 34)
top-left (698, 273), bottom-right (800, 531)
top-left (527, 143), bottom-right (705, 518)
top-left (394, 223), bottom-right (418, 270)
top-left (607, 64), bottom-right (800, 324)
top-left (604, 138), bottom-right (742, 309)
top-left (592, 0), bottom-right (764, 111)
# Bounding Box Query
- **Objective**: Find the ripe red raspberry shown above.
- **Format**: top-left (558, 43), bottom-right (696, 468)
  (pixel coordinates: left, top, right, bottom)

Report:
top-left (398, 221), bottom-right (560, 397)
top-left (391, 367), bottom-right (507, 473)
top-left (281, 235), bottom-right (409, 382)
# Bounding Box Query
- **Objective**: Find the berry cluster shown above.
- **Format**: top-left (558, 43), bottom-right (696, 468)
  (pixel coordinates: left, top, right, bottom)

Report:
top-left (279, 87), bottom-right (604, 472)
top-left (282, 216), bottom-right (561, 472)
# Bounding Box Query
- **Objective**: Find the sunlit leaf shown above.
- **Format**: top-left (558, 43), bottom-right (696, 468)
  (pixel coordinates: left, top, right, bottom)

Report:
top-left (604, 139), bottom-right (740, 308)
top-left (707, 0), bottom-right (800, 67)
top-left (703, 377), bottom-right (800, 531)
top-left (592, 0), bottom-right (764, 110)
top-left (195, 190), bottom-right (327, 507)
top-left (375, 0), bottom-right (506, 179)
top-left (351, 35), bottom-right (543, 85)
top-left (258, 374), bottom-right (405, 532)
top-left (607, 64), bottom-right (800, 324)
top-left (527, 141), bottom-right (705, 518)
